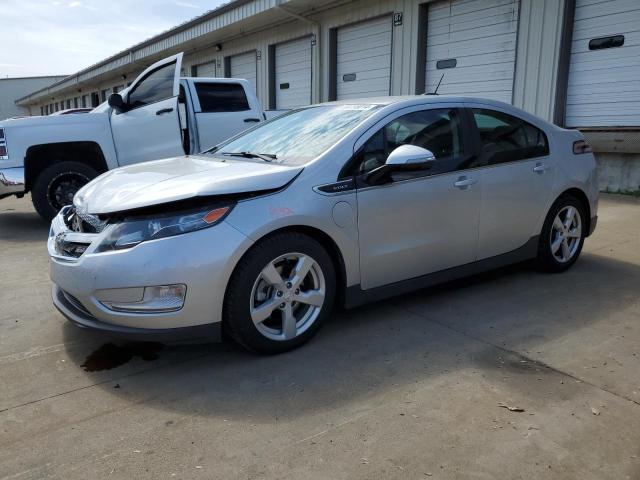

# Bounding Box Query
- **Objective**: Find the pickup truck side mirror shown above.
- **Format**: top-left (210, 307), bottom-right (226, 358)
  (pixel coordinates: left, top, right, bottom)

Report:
top-left (366, 145), bottom-right (436, 185)
top-left (108, 93), bottom-right (126, 113)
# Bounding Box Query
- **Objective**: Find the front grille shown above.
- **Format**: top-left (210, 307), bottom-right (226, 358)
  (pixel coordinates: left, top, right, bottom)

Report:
top-left (64, 206), bottom-right (106, 233)
top-left (61, 290), bottom-right (94, 318)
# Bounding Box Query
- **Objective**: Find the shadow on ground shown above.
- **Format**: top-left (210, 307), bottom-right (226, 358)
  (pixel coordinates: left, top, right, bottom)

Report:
top-left (60, 250), bottom-right (639, 423)
top-left (0, 209), bottom-right (49, 243)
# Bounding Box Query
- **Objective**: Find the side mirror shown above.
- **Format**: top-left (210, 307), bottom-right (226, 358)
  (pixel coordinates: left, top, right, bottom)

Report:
top-left (367, 145), bottom-right (436, 185)
top-left (108, 93), bottom-right (126, 113)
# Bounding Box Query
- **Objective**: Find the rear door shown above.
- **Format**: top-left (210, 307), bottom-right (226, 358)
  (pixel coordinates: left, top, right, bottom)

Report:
top-left (468, 105), bottom-right (555, 259)
top-left (110, 53), bottom-right (184, 166)
top-left (191, 80), bottom-right (261, 151)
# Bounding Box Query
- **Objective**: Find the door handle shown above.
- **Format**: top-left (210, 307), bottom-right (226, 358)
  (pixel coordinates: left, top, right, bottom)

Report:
top-left (244, 118), bottom-right (261, 123)
top-left (454, 176), bottom-right (478, 189)
top-left (156, 108), bottom-right (174, 115)
top-left (533, 163), bottom-right (550, 174)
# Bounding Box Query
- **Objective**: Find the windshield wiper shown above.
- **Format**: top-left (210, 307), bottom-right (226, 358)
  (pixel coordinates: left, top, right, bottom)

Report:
top-left (220, 151), bottom-right (277, 162)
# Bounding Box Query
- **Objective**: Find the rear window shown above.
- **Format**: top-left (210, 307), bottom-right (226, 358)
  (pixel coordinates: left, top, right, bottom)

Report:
top-left (195, 83), bottom-right (250, 112)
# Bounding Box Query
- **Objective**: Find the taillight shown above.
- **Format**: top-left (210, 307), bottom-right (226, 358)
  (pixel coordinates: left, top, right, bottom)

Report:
top-left (573, 140), bottom-right (592, 154)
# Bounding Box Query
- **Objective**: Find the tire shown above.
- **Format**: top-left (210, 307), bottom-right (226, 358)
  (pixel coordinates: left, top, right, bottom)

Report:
top-left (536, 194), bottom-right (587, 273)
top-left (223, 232), bottom-right (336, 354)
top-left (31, 161), bottom-right (99, 221)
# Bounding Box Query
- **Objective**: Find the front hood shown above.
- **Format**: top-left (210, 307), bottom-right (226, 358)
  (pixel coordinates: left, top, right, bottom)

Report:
top-left (74, 155), bottom-right (302, 215)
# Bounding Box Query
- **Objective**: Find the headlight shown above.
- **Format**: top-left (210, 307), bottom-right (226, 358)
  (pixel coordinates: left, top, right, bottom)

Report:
top-left (95, 204), bottom-right (232, 252)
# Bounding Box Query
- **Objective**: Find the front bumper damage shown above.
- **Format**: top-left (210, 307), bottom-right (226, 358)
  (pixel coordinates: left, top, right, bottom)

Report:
top-left (48, 207), bottom-right (251, 343)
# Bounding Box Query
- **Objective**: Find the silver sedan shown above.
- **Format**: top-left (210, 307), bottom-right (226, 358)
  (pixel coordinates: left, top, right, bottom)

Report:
top-left (48, 96), bottom-right (599, 353)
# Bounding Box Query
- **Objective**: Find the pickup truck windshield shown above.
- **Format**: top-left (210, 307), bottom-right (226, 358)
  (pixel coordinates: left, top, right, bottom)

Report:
top-left (207, 104), bottom-right (381, 165)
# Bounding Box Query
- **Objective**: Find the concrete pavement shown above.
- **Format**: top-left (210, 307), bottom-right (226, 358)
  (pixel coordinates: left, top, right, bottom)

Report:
top-left (1, 194), bottom-right (639, 479)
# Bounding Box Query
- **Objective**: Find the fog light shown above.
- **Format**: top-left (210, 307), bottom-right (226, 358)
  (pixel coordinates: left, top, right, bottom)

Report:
top-left (101, 284), bottom-right (186, 313)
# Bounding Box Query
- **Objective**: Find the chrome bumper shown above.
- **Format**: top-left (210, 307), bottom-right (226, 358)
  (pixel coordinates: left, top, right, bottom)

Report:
top-left (0, 167), bottom-right (25, 197)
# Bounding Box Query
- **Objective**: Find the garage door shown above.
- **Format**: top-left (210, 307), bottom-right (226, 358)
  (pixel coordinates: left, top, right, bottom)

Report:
top-left (336, 16), bottom-right (392, 100)
top-left (275, 37), bottom-right (312, 109)
top-left (425, 0), bottom-right (519, 103)
top-left (565, 0), bottom-right (640, 127)
top-left (230, 51), bottom-right (258, 95)
top-left (194, 61), bottom-right (217, 78)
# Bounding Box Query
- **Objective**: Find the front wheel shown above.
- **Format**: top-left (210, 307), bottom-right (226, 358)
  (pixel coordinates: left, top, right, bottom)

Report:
top-left (536, 195), bottom-right (586, 272)
top-left (223, 232), bottom-right (336, 354)
top-left (31, 161), bottom-right (98, 221)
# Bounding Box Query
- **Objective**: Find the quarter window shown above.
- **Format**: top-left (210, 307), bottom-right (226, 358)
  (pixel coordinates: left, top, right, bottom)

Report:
top-left (195, 83), bottom-right (250, 112)
top-left (349, 108), bottom-right (466, 176)
top-left (127, 61), bottom-right (177, 109)
top-left (471, 109), bottom-right (549, 164)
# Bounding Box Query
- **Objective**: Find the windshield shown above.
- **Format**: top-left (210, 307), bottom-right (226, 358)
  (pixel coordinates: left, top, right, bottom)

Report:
top-left (208, 104), bottom-right (381, 165)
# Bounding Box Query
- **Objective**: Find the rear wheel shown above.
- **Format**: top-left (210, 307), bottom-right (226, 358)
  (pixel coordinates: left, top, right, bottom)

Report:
top-left (31, 161), bottom-right (98, 221)
top-left (223, 232), bottom-right (336, 354)
top-left (536, 195), bottom-right (586, 272)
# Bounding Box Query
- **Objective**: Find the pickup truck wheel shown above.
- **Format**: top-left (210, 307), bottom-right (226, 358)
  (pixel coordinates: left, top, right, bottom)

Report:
top-left (31, 161), bottom-right (98, 221)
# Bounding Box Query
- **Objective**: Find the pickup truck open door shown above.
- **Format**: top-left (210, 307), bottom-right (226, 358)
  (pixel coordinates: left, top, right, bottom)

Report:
top-left (110, 53), bottom-right (185, 166)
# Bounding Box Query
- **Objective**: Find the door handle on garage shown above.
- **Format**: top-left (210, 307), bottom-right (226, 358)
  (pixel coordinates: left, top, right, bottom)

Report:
top-left (453, 177), bottom-right (478, 189)
top-left (156, 108), bottom-right (174, 115)
top-left (533, 163), bottom-right (550, 174)
top-left (244, 118), bottom-right (261, 123)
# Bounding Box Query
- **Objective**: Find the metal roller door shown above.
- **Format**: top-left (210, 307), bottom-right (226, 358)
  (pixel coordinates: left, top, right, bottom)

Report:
top-left (336, 16), bottom-right (392, 100)
top-left (194, 61), bottom-right (216, 78)
top-left (565, 0), bottom-right (640, 127)
top-left (230, 51), bottom-right (258, 95)
top-left (425, 0), bottom-right (519, 103)
top-left (275, 37), bottom-right (312, 109)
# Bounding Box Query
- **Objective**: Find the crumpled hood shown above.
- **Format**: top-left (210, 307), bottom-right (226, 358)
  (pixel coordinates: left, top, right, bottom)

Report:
top-left (74, 155), bottom-right (302, 215)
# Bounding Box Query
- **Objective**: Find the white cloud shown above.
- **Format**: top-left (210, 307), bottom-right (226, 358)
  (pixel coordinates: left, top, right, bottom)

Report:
top-left (2, 0), bottom-right (227, 78)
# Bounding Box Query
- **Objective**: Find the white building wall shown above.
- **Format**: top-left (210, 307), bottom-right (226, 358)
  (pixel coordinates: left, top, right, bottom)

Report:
top-left (0, 77), bottom-right (66, 119)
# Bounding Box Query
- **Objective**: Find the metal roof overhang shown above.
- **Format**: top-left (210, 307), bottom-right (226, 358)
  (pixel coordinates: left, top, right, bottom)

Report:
top-left (16, 0), bottom-right (341, 106)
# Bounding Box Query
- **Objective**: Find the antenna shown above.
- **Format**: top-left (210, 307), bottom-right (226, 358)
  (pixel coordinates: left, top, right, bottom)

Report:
top-left (424, 74), bottom-right (445, 95)
top-left (434, 74), bottom-right (444, 95)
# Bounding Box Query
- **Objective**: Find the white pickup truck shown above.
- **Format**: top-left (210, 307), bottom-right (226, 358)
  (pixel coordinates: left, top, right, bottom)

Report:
top-left (0, 53), bottom-right (276, 220)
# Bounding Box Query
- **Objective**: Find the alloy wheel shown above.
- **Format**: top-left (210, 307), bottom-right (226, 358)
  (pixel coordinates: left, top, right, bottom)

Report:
top-left (550, 205), bottom-right (582, 263)
top-left (250, 252), bottom-right (326, 341)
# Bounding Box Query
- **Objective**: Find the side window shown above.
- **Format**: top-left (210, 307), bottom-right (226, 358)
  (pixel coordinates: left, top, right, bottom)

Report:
top-left (195, 83), bottom-right (250, 112)
top-left (472, 109), bottom-right (549, 165)
top-left (127, 61), bottom-right (177, 109)
top-left (349, 108), bottom-right (465, 176)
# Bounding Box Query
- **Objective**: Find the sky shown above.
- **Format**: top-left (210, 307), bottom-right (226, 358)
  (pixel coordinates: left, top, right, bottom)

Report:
top-left (1, 0), bottom-right (228, 78)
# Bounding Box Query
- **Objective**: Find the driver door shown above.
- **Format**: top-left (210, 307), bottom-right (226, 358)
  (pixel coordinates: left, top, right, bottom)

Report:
top-left (110, 53), bottom-right (185, 166)
top-left (353, 107), bottom-right (482, 290)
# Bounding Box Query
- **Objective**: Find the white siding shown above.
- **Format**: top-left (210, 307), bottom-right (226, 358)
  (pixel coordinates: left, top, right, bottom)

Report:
top-left (425, 0), bottom-right (519, 103)
top-left (230, 51), bottom-right (258, 96)
top-left (565, 0), bottom-right (640, 127)
top-left (275, 37), bottom-right (312, 108)
top-left (336, 16), bottom-right (393, 100)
